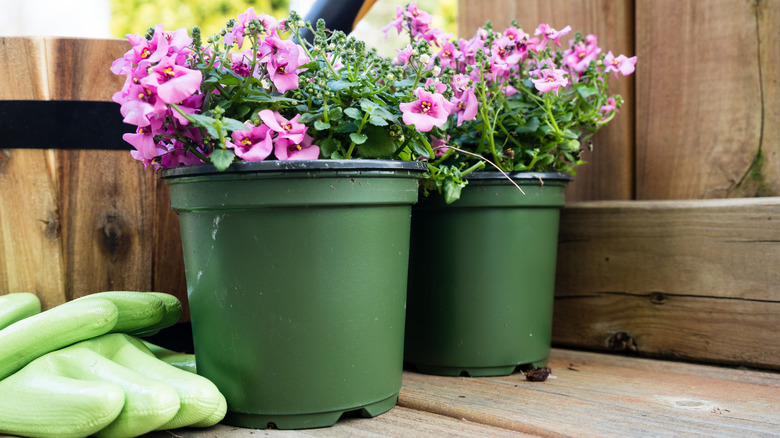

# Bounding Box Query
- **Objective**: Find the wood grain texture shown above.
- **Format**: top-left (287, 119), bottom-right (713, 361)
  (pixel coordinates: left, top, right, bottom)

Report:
top-left (0, 37), bottom-right (66, 309)
top-left (553, 199), bottom-right (780, 369)
top-left (400, 349), bottom-right (780, 438)
top-left (635, 0), bottom-right (779, 199)
top-left (45, 38), bottom-right (155, 301)
top-left (458, 0), bottom-right (636, 201)
top-left (44, 37), bottom-right (128, 101)
top-left (1, 37), bottom-right (188, 312)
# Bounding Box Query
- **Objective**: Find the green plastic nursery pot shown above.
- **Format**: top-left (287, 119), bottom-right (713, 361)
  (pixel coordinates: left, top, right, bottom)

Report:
top-left (161, 160), bottom-right (425, 429)
top-left (404, 172), bottom-right (572, 377)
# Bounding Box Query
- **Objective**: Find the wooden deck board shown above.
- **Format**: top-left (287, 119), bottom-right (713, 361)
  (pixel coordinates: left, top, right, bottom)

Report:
top-left (2, 349), bottom-right (777, 438)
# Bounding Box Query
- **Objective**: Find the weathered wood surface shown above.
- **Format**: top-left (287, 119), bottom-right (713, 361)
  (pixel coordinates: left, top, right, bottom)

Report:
top-left (0, 37), bottom-right (189, 317)
top-left (130, 349), bottom-right (780, 437)
top-left (554, 198), bottom-right (780, 370)
top-left (0, 38), bottom-right (65, 310)
top-left (635, 0), bottom-right (780, 199)
top-left (458, 0), bottom-right (635, 201)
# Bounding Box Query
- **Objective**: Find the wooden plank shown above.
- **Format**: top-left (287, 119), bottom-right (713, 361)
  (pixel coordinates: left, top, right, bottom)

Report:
top-left (399, 349), bottom-right (780, 438)
top-left (0, 37), bottom-right (66, 309)
top-left (457, 0), bottom-right (635, 201)
top-left (553, 199), bottom-right (780, 369)
top-left (635, 0), bottom-right (778, 199)
top-left (44, 38), bottom-right (156, 300)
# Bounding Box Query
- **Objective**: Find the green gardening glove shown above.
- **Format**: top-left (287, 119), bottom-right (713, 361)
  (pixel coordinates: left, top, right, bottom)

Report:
top-left (0, 292), bottom-right (226, 438)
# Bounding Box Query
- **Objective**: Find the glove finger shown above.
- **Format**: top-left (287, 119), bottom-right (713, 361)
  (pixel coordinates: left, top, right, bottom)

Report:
top-left (100, 334), bottom-right (226, 430)
top-left (0, 298), bottom-right (118, 380)
top-left (0, 350), bottom-right (125, 438)
top-left (57, 339), bottom-right (181, 438)
top-left (0, 292), bottom-right (41, 330)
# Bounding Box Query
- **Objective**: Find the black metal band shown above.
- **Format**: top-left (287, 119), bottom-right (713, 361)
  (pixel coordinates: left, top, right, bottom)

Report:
top-left (0, 100), bottom-right (133, 150)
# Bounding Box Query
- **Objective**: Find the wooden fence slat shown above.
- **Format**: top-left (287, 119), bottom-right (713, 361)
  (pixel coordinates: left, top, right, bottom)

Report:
top-left (43, 38), bottom-right (158, 301)
top-left (457, 0), bottom-right (635, 201)
top-left (635, 0), bottom-right (778, 199)
top-left (553, 198), bottom-right (780, 370)
top-left (0, 37), bottom-right (66, 309)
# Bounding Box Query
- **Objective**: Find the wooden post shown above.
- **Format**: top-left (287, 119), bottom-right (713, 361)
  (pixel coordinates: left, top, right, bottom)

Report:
top-left (0, 37), bottom-right (189, 318)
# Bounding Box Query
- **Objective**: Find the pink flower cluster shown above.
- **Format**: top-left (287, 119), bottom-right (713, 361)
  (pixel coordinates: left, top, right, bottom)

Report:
top-left (111, 25), bottom-right (204, 168)
top-left (112, 8), bottom-right (318, 169)
top-left (388, 4), bottom-right (637, 142)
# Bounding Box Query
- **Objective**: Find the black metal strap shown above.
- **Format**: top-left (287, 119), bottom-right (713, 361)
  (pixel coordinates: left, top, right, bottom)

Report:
top-left (0, 100), bottom-right (133, 150)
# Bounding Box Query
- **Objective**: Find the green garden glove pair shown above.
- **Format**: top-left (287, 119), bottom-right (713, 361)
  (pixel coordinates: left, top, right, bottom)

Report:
top-left (0, 292), bottom-right (226, 438)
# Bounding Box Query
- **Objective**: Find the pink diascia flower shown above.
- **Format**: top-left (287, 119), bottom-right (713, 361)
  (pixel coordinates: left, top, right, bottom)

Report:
top-left (603, 51), bottom-right (637, 78)
top-left (225, 7), bottom-right (278, 47)
top-left (399, 87), bottom-right (454, 132)
top-left (599, 97), bottom-right (617, 120)
top-left (226, 122), bottom-right (274, 161)
top-left (534, 24), bottom-right (572, 49)
top-left (259, 109), bottom-right (307, 144)
top-left (450, 87), bottom-right (478, 127)
top-left (530, 59), bottom-right (569, 94)
top-left (274, 134), bottom-right (320, 160)
top-left (261, 37), bottom-right (310, 93)
top-left (563, 34), bottom-right (601, 73)
top-left (139, 55), bottom-right (202, 104)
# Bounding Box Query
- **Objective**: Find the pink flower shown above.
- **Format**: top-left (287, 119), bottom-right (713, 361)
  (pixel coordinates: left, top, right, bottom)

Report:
top-left (225, 123), bottom-right (274, 161)
top-left (394, 45), bottom-right (415, 65)
top-left (431, 135), bottom-right (450, 158)
top-left (399, 87), bottom-right (454, 132)
top-left (530, 59), bottom-right (569, 95)
top-left (159, 142), bottom-right (205, 168)
top-left (124, 128), bottom-right (162, 167)
top-left (259, 109), bottom-right (307, 144)
top-left (534, 24), bottom-right (572, 49)
top-left (225, 8), bottom-right (278, 46)
top-left (437, 41), bottom-right (461, 70)
top-left (140, 55), bottom-right (202, 104)
top-left (599, 97), bottom-right (617, 119)
top-left (450, 87), bottom-right (478, 127)
top-left (603, 51), bottom-right (637, 78)
top-left (382, 5), bottom-right (405, 38)
top-left (274, 134), bottom-right (320, 160)
top-left (262, 37), bottom-right (309, 93)
top-left (563, 35), bottom-right (601, 73)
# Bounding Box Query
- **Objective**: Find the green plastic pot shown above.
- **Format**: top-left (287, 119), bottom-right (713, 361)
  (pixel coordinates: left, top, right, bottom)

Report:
top-left (161, 160), bottom-right (425, 429)
top-left (404, 172), bottom-right (572, 377)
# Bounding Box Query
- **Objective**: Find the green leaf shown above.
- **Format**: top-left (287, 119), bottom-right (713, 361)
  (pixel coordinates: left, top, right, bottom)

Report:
top-left (231, 105), bottom-right (252, 120)
top-left (393, 79), bottom-right (415, 87)
top-left (355, 125), bottom-right (396, 158)
top-left (442, 178), bottom-right (463, 204)
top-left (314, 120), bottom-right (331, 130)
top-left (186, 113), bottom-right (220, 138)
top-left (349, 132), bottom-right (368, 144)
top-left (335, 120), bottom-right (359, 133)
top-left (298, 112), bottom-right (320, 124)
top-left (318, 137), bottom-right (340, 156)
top-left (329, 79), bottom-right (355, 91)
top-left (576, 85), bottom-right (599, 99)
top-left (344, 107), bottom-right (362, 119)
top-left (368, 115), bottom-right (388, 126)
top-left (210, 149), bottom-right (235, 171)
top-left (328, 107), bottom-right (343, 121)
top-left (561, 129), bottom-right (579, 140)
top-left (515, 117), bottom-right (540, 134)
top-left (359, 98), bottom-right (377, 113)
top-left (222, 117), bottom-right (250, 132)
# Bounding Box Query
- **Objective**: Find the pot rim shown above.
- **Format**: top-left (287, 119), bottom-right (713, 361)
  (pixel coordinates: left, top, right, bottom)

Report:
top-left (158, 159), bottom-right (427, 178)
top-left (465, 171), bottom-right (574, 182)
